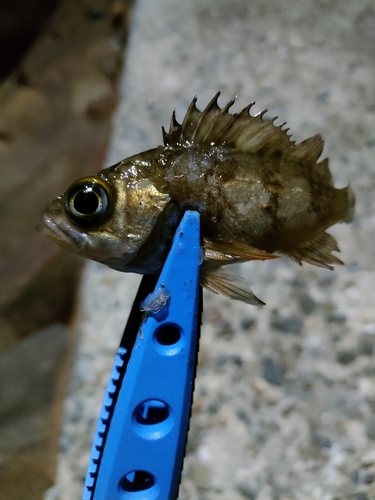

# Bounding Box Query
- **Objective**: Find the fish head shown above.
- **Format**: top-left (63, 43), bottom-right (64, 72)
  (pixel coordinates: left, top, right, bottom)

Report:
top-left (41, 169), bottom-right (171, 269)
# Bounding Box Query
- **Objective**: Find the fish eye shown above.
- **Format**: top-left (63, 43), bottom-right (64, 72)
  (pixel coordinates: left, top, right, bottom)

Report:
top-left (65, 178), bottom-right (111, 225)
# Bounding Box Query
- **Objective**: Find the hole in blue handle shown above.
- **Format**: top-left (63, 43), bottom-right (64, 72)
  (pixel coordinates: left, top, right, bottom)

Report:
top-left (119, 470), bottom-right (155, 492)
top-left (132, 399), bottom-right (174, 439)
top-left (156, 324), bottom-right (181, 345)
top-left (135, 400), bottom-right (170, 425)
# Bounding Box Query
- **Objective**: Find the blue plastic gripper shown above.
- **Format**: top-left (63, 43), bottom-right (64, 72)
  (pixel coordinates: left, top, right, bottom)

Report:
top-left (83, 210), bottom-right (201, 500)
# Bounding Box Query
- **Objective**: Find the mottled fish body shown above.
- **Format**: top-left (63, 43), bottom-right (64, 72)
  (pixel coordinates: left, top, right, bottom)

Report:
top-left (42, 93), bottom-right (354, 304)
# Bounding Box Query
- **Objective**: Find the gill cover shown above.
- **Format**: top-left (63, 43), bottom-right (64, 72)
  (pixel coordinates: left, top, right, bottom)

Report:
top-left (125, 178), bottom-right (171, 242)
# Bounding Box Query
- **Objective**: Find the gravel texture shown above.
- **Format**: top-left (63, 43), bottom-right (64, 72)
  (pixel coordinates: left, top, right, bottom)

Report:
top-left (46, 1), bottom-right (375, 499)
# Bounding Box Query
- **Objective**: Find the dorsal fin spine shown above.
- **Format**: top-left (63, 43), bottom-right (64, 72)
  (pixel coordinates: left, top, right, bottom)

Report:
top-left (202, 99), bottom-right (235, 144)
top-left (180, 96), bottom-right (198, 143)
top-left (165, 110), bottom-right (181, 146)
top-left (170, 110), bottom-right (179, 130)
top-left (192, 92), bottom-right (221, 143)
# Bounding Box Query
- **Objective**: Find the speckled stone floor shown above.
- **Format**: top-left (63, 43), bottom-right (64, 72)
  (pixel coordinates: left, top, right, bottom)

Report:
top-left (46, 1), bottom-right (375, 499)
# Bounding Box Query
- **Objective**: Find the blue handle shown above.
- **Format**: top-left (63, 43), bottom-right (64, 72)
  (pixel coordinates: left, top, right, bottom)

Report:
top-left (83, 211), bottom-right (201, 500)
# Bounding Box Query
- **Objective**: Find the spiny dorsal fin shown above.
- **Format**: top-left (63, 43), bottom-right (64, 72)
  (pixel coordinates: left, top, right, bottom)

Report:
top-left (162, 92), bottom-right (324, 162)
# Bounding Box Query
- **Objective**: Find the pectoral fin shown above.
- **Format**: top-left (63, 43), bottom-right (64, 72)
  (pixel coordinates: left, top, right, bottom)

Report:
top-left (200, 266), bottom-right (265, 305)
top-left (203, 237), bottom-right (279, 263)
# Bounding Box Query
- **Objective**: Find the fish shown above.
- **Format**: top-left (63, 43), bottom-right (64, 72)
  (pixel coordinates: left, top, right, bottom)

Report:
top-left (41, 92), bottom-right (355, 305)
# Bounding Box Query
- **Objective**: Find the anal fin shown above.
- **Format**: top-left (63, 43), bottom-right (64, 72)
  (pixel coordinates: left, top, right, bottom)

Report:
top-left (286, 231), bottom-right (343, 270)
top-left (200, 266), bottom-right (265, 305)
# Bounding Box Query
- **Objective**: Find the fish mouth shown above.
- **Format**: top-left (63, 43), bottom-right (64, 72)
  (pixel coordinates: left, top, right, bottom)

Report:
top-left (40, 213), bottom-right (75, 246)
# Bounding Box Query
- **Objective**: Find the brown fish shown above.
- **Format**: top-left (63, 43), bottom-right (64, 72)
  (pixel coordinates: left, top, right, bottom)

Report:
top-left (41, 93), bottom-right (355, 305)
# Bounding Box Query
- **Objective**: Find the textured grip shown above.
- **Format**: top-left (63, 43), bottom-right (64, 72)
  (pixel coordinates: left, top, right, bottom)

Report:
top-left (82, 348), bottom-right (127, 499)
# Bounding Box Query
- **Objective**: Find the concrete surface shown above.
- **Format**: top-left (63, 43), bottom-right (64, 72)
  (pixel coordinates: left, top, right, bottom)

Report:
top-left (46, 1), bottom-right (375, 499)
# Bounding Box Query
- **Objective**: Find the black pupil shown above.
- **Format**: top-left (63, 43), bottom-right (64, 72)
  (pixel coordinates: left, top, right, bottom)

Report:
top-left (73, 189), bottom-right (99, 215)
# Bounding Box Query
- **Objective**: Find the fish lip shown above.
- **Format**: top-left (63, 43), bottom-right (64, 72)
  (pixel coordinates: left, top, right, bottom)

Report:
top-left (40, 213), bottom-right (74, 246)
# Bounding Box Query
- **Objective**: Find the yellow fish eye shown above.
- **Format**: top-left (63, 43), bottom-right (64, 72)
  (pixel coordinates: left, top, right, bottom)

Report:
top-left (65, 177), bottom-right (112, 225)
